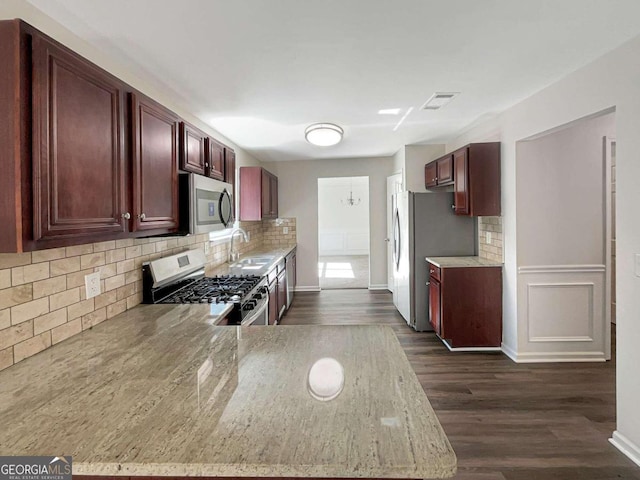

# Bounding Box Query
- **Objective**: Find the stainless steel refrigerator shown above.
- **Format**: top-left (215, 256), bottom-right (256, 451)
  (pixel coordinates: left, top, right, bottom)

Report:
top-left (392, 191), bottom-right (477, 331)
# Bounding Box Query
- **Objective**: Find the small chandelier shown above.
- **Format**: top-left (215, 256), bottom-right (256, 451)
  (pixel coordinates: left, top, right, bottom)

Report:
top-left (341, 181), bottom-right (361, 207)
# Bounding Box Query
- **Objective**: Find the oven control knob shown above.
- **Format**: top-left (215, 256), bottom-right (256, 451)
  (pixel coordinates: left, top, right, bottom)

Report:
top-left (253, 293), bottom-right (263, 300)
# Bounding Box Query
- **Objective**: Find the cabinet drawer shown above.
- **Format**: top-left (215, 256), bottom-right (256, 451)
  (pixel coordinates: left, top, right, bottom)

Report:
top-left (428, 262), bottom-right (441, 281)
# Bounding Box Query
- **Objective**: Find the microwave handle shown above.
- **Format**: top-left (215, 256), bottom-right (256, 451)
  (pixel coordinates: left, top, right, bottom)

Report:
top-left (220, 189), bottom-right (233, 227)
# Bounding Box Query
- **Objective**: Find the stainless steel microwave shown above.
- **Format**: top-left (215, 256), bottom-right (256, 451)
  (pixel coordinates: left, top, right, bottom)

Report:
top-left (179, 173), bottom-right (233, 234)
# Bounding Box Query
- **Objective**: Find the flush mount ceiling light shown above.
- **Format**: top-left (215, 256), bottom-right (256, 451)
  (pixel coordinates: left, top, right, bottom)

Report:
top-left (305, 123), bottom-right (343, 146)
top-left (421, 92), bottom-right (460, 110)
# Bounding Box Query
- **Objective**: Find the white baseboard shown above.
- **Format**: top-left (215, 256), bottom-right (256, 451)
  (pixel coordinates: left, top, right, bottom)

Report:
top-left (294, 286), bottom-right (321, 293)
top-left (500, 345), bottom-right (606, 363)
top-left (441, 338), bottom-right (501, 352)
top-left (610, 431), bottom-right (640, 467)
top-left (368, 284), bottom-right (389, 291)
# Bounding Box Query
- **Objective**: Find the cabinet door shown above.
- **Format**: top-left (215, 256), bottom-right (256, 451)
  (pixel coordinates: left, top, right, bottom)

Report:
top-left (277, 270), bottom-right (287, 318)
top-left (130, 93), bottom-right (179, 232)
top-left (437, 155), bottom-right (453, 184)
top-left (429, 278), bottom-right (441, 335)
top-left (270, 175), bottom-right (278, 217)
top-left (453, 148), bottom-right (470, 215)
top-left (268, 279), bottom-right (278, 325)
top-left (206, 138), bottom-right (225, 180)
top-left (179, 122), bottom-right (206, 175)
top-left (424, 162), bottom-right (438, 188)
top-left (32, 35), bottom-right (127, 241)
top-left (261, 171), bottom-right (272, 218)
top-left (224, 148), bottom-right (236, 219)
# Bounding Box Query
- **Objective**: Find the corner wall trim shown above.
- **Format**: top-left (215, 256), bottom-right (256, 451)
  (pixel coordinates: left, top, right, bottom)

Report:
top-left (368, 284), bottom-right (389, 291)
top-left (501, 342), bottom-right (518, 363)
top-left (610, 431), bottom-right (640, 467)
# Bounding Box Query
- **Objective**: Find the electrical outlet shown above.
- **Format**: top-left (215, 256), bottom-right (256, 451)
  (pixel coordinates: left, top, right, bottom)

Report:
top-left (283, 227), bottom-right (289, 234)
top-left (204, 242), bottom-right (210, 255)
top-left (486, 231), bottom-right (492, 244)
top-left (85, 272), bottom-right (101, 299)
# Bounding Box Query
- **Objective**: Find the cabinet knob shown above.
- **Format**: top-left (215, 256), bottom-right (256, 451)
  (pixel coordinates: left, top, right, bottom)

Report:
top-left (426, 282), bottom-right (430, 286)
top-left (122, 212), bottom-right (131, 220)
top-left (138, 213), bottom-right (146, 220)
top-left (430, 269), bottom-right (434, 273)
top-left (205, 162), bottom-right (209, 167)
top-left (451, 204), bottom-right (455, 209)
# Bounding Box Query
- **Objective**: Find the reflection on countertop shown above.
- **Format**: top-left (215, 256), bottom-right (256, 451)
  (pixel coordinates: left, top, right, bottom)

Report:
top-left (0, 304), bottom-right (456, 479)
top-left (206, 244), bottom-right (296, 277)
top-left (425, 256), bottom-right (503, 268)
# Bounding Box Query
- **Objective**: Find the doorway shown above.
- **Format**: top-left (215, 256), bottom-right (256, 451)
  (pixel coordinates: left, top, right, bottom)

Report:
top-left (317, 176), bottom-right (370, 289)
top-left (515, 109), bottom-right (615, 361)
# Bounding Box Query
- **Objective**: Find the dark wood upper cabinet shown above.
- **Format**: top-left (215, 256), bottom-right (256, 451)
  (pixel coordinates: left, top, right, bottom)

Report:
top-left (206, 138), bottom-right (225, 180)
top-left (130, 93), bottom-right (179, 233)
top-left (239, 166), bottom-right (278, 221)
top-left (31, 32), bottom-right (128, 243)
top-left (179, 122), bottom-right (206, 175)
top-left (425, 142), bottom-right (500, 216)
top-left (425, 162), bottom-right (438, 188)
top-left (437, 154), bottom-right (454, 185)
top-left (453, 148), bottom-right (470, 215)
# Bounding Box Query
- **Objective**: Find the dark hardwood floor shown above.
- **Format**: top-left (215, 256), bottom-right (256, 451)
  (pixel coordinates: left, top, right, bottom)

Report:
top-left (281, 290), bottom-right (639, 480)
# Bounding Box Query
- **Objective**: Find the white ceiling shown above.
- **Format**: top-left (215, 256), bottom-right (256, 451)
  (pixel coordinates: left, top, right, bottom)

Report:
top-left (25, 0), bottom-right (640, 162)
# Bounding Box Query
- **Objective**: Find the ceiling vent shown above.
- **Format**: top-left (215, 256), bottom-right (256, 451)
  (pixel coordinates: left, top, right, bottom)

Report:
top-left (421, 92), bottom-right (460, 110)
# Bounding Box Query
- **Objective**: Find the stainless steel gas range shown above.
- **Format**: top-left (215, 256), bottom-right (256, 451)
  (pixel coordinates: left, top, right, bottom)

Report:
top-left (142, 249), bottom-right (269, 326)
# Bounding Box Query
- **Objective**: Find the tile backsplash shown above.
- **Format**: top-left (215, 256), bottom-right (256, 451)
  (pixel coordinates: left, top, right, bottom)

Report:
top-left (262, 218), bottom-right (297, 247)
top-left (478, 216), bottom-right (503, 263)
top-left (0, 219), bottom-right (283, 372)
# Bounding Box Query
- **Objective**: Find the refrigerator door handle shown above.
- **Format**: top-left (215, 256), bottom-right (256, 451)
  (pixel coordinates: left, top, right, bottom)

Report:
top-left (393, 208), bottom-right (401, 270)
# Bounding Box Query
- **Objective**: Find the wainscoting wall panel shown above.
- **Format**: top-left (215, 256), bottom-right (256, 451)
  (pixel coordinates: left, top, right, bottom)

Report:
top-left (513, 264), bottom-right (609, 362)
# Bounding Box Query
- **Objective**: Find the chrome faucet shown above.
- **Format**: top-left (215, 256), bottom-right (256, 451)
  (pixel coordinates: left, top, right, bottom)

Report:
top-left (229, 227), bottom-right (249, 262)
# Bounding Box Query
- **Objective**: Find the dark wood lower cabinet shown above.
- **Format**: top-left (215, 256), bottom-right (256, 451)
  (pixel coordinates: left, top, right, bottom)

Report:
top-left (429, 263), bottom-right (502, 348)
top-left (277, 269), bottom-right (287, 319)
top-left (428, 278), bottom-right (441, 335)
top-left (268, 277), bottom-right (278, 326)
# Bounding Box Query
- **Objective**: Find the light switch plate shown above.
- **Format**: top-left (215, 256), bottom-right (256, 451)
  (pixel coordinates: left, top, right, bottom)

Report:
top-left (85, 272), bottom-right (101, 299)
top-left (635, 254), bottom-right (640, 277)
top-left (204, 241), bottom-right (210, 255)
top-left (486, 231), bottom-right (492, 244)
top-left (283, 227), bottom-right (289, 234)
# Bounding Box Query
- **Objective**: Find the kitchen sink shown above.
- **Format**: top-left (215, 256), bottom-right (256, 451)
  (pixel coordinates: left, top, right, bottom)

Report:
top-left (234, 256), bottom-right (275, 266)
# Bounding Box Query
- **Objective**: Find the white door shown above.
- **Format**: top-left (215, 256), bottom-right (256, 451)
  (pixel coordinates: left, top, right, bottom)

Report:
top-left (386, 174), bottom-right (403, 291)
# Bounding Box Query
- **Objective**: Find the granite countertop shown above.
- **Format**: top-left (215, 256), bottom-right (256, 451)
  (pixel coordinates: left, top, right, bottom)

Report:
top-left (206, 244), bottom-right (297, 277)
top-left (0, 304), bottom-right (456, 479)
top-left (425, 256), bottom-right (503, 268)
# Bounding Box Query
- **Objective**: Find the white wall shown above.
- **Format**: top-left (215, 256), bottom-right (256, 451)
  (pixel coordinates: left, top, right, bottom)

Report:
top-left (391, 144), bottom-right (445, 192)
top-left (271, 157), bottom-right (394, 290)
top-left (446, 33), bottom-right (640, 465)
top-left (318, 177), bottom-right (370, 256)
top-left (404, 145), bottom-right (445, 192)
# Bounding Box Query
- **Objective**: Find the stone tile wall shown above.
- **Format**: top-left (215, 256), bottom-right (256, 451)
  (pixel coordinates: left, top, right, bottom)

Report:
top-left (262, 218), bottom-right (297, 247)
top-left (478, 216), bottom-right (503, 263)
top-left (0, 220), bottom-right (263, 372)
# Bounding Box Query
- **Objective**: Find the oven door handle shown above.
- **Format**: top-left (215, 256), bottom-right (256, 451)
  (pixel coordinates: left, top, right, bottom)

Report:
top-left (240, 298), bottom-right (269, 326)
